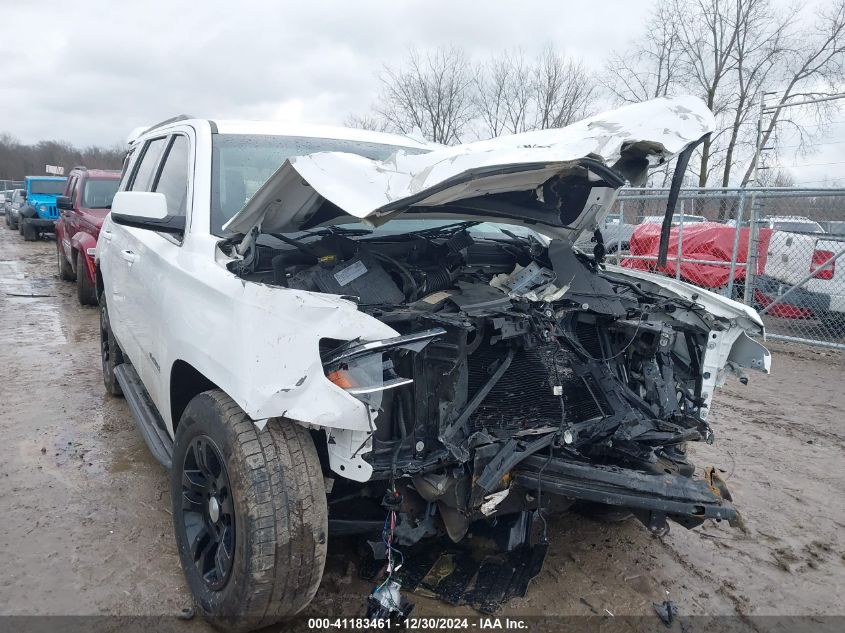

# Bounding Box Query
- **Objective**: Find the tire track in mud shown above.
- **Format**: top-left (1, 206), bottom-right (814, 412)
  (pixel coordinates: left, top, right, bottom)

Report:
top-left (715, 399), bottom-right (845, 448)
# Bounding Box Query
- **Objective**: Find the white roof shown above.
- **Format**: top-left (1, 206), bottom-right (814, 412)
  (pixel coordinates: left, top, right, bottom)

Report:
top-left (212, 120), bottom-right (435, 150)
top-left (127, 117), bottom-right (435, 151)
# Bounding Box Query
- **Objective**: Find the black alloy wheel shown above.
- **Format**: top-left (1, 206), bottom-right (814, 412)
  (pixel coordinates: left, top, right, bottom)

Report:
top-left (179, 435), bottom-right (236, 591)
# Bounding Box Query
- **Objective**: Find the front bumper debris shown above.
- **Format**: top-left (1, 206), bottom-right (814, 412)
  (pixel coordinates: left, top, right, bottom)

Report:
top-left (513, 454), bottom-right (737, 530)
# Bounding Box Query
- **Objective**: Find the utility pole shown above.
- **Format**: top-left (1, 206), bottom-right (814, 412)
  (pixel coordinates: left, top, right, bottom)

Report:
top-left (742, 93), bottom-right (766, 304)
top-left (741, 90), bottom-right (845, 305)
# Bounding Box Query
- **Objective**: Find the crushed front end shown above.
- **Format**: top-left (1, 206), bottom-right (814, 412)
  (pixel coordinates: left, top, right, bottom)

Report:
top-left (238, 221), bottom-right (767, 542)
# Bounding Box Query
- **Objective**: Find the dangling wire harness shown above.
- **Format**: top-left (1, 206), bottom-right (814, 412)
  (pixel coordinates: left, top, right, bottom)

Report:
top-left (366, 489), bottom-right (413, 622)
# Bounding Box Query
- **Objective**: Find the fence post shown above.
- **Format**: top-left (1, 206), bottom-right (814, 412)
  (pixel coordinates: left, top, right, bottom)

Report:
top-left (726, 188), bottom-right (747, 299)
top-left (742, 193), bottom-right (761, 305)
top-left (675, 199), bottom-right (684, 280)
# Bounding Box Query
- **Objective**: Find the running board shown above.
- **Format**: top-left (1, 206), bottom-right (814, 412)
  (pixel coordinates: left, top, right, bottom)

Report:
top-left (513, 455), bottom-right (737, 528)
top-left (114, 364), bottom-right (173, 469)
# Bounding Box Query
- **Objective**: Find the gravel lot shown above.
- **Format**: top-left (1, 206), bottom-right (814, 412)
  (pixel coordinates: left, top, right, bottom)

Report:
top-left (1, 227), bottom-right (843, 632)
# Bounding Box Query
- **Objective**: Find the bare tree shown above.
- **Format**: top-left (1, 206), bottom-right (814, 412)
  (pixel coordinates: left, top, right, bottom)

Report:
top-left (719, 0), bottom-right (792, 190)
top-left (373, 46), bottom-right (476, 145)
top-left (344, 113), bottom-right (390, 132)
top-left (675, 0), bottom-right (746, 186)
top-left (740, 0), bottom-right (845, 185)
top-left (0, 135), bottom-right (124, 180)
top-left (533, 46), bottom-right (597, 129)
top-left (474, 55), bottom-right (511, 138)
top-left (473, 50), bottom-right (533, 137)
top-left (602, 2), bottom-right (682, 103)
top-left (502, 51), bottom-right (533, 133)
top-left (757, 166), bottom-right (795, 187)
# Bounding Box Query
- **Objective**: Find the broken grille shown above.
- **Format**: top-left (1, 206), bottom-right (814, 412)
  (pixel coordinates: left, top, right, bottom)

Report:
top-left (466, 343), bottom-right (605, 432)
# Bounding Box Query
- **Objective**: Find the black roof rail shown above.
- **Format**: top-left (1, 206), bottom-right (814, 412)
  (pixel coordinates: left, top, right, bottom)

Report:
top-left (143, 114), bottom-right (195, 135)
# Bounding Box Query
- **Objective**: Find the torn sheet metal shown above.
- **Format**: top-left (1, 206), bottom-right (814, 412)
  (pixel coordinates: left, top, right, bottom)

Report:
top-left (223, 96), bottom-right (716, 235)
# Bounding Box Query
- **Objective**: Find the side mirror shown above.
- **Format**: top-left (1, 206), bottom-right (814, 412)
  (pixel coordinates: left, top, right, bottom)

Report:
top-left (56, 195), bottom-right (73, 210)
top-left (110, 191), bottom-right (185, 234)
top-left (20, 192), bottom-right (27, 200)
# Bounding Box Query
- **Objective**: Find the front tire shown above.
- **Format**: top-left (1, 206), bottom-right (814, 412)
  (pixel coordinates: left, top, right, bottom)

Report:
top-left (171, 391), bottom-right (327, 631)
top-left (57, 244), bottom-right (76, 281)
top-left (76, 251), bottom-right (96, 305)
top-left (100, 297), bottom-right (124, 396)
top-left (22, 219), bottom-right (37, 241)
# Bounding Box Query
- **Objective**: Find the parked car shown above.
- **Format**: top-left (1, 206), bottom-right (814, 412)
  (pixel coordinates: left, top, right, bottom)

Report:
top-left (2, 190), bottom-right (14, 226)
top-left (5, 189), bottom-right (25, 230)
top-left (97, 97), bottom-right (769, 629)
top-left (820, 220), bottom-right (845, 236)
top-left (756, 229), bottom-right (845, 319)
top-left (576, 212), bottom-right (636, 254)
top-left (55, 167), bottom-right (121, 305)
top-left (18, 176), bottom-right (67, 240)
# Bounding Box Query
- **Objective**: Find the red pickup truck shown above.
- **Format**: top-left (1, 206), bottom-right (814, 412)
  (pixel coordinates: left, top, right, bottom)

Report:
top-left (55, 167), bottom-right (121, 305)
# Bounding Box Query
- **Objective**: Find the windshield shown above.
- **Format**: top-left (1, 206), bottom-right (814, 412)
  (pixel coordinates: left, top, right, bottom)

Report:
top-left (772, 221), bottom-right (824, 234)
top-left (265, 218), bottom-right (547, 246)
top-left (29, 179), bottom-right (66, 195)
top-left (82, 179), bottom-right (120, 209)
top-left (211, 134), bottom-right (429, 236)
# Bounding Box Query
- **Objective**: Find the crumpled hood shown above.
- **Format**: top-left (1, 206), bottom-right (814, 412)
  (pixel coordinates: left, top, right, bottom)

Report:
top-left (223, 95), bottom-right (715, 236)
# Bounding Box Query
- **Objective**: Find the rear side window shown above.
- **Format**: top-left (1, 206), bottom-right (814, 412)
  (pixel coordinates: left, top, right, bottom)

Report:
top-left (130, 138), bottom-right (168, 191)
top-left (153, 136), bottom-right (190, 216)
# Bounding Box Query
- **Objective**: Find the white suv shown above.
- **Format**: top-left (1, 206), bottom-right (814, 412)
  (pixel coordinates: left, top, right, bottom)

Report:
top-left (97, 97), bottom-right (770, 629)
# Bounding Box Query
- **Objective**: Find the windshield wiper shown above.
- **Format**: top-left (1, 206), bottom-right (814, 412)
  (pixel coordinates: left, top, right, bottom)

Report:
top-left (301, 226), bottom-right (373, 237)
top-left (366, 220), bottom-right (481, 241)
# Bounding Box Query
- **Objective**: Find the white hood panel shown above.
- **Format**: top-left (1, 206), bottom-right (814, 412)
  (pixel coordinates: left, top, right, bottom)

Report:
top-left (223, 96), bottom-right (716, 235)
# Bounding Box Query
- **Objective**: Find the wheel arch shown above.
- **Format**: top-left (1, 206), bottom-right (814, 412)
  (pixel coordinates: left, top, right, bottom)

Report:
top-left (95, 264), bottom-right (104, 302)
top-left (170, 359), bottom-right (220, 433)
top-left (70, 231), bottom-right (97, 280)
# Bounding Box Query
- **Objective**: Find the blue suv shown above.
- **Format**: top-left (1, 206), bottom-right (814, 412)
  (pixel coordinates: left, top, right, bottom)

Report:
top-left (19, 176), bottom-right (67, 241)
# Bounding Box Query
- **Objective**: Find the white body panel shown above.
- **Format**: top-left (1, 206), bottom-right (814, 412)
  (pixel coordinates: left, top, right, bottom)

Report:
top-left (764, 231), bottom-right (845, 313)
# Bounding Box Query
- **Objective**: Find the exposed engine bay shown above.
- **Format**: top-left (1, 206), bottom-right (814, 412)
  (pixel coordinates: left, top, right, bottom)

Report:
top-left (228, 217), bottom-right (747, 545)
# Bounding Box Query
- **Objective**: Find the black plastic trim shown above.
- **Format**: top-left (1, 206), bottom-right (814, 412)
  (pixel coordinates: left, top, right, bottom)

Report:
top-left (114, 364), bottom-right (173, 469)
top-left (111, 212), bottom-right (186, 234)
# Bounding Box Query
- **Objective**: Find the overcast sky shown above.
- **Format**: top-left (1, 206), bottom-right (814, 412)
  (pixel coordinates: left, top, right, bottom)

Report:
top-left (1, 0), bottom-right (842, 185)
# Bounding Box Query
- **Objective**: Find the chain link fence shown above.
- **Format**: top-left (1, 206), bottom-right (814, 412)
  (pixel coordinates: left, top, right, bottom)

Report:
top-left (1, 179), bottom-right (23, 191)
top-left (598, 187), bottom-right (845, 350)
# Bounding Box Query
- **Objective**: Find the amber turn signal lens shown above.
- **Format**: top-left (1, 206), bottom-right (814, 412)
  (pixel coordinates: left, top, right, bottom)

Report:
top-left (327, 370), bottom-right (355, 389)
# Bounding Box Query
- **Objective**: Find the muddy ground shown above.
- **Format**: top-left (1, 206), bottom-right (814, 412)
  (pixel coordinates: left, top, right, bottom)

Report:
top-left (1, 227), bottom-right (843, 632)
